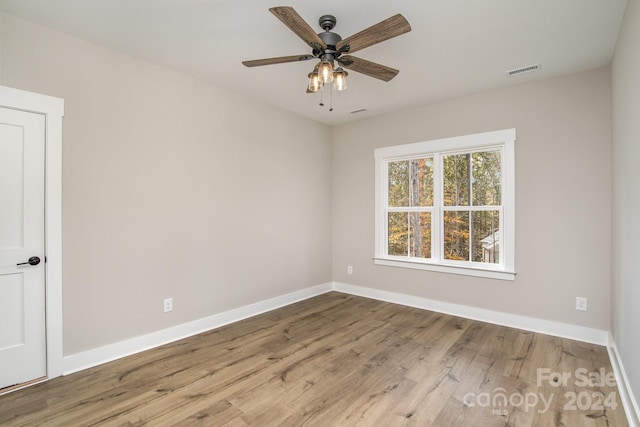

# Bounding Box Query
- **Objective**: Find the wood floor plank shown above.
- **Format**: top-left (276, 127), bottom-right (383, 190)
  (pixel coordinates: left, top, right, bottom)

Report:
top-left (0, 292), bottom-right (629, 426)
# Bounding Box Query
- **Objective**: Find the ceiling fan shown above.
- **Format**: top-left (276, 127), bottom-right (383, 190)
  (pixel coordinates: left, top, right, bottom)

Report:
top-left (242, 7), bottom-right (411, 94)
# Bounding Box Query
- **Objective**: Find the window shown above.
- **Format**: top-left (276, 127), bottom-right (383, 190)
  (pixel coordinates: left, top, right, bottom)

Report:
top-left (374, 129), bottom-right (515, 280)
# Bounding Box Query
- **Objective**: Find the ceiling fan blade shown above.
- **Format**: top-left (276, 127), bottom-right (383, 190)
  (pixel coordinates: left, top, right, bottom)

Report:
top-left (242, 54), bottom-right (315, 67)
top-left (336, 14), bottom-right (411, 54)
top-left (269, 7), bottom-right (327, 50)
top-left (339, 55), bottom-right (399, 82)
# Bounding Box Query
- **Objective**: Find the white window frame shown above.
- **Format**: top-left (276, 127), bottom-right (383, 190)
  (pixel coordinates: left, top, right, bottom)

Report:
top-left (374, 129), bottom-right (516, 281)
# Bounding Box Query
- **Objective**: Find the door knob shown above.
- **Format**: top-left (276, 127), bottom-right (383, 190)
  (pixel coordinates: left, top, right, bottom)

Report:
top-left (17, 256), bottom-right (41, 266)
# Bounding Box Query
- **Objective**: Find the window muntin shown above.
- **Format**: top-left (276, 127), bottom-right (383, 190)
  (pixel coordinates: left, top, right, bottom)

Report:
top-left (375, 129), bottom-right (515, 280)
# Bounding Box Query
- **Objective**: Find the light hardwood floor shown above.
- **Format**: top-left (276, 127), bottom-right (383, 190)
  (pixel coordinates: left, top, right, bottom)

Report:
top-left (0, 292), bottom-right (629, 426)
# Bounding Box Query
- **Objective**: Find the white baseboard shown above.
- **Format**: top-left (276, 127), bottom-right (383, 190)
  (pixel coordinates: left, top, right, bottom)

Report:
top-left (607, 333), bottom-right (640, 427)
top-left (62, 283), bottom-right (333, 375)
top-left (58, 281), bottom-right (637, 426)
top-left (332, 282), bottom-right (609, 345)
top-left (64, 281), bottom-right (611, 376)
top-left (62, 281), bottom-right (612, 376)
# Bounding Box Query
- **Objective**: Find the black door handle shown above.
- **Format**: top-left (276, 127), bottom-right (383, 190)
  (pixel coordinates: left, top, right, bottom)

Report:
top-left (17, 256), bottom-right (41, 266)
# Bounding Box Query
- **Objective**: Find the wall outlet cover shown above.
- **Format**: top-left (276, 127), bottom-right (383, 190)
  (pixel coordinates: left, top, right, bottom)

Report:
top-left (576, 297), bottom-right (588, 311)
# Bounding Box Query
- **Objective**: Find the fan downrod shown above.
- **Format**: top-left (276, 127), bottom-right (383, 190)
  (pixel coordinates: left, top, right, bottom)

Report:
top-left (316, 15), bottom-right (342, 51)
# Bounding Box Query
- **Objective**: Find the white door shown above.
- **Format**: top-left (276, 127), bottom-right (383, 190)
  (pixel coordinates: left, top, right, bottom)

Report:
top-left (0, 106), bottom-right (46, 389)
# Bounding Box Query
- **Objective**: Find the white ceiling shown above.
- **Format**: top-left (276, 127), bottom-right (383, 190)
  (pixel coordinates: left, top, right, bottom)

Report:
top-left (0, 0), bottom-right (628, 126)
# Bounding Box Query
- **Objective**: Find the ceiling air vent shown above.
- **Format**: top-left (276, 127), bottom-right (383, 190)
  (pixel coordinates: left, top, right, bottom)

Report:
top-left (506, 63), bottom-right (541, 77)
top-left (350, 108), bottom-right (368, 114)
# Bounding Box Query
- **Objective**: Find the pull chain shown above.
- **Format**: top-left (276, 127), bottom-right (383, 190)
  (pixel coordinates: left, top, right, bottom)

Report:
top-left (329, 85), bottom-right (333, 112)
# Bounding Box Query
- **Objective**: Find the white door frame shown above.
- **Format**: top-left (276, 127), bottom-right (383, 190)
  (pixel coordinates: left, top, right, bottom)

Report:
top-left (0, 85), bottom-right (64, 379)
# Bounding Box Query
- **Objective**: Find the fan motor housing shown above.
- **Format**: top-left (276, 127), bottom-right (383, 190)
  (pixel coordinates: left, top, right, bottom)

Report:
top-left (318, 31), bottom-right (342, 48)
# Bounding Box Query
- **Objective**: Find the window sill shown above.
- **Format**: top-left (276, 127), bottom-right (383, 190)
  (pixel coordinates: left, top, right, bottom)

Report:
top-left (373, 257), bottom-right (516, 281)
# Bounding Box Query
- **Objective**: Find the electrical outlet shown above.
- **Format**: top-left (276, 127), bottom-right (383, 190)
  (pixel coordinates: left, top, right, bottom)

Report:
top-left (164, 297), bottom-right (173, 313)
top-left (576, 297), bottom-right (587, 311)
top-left (347, 265), bottom-right (353, 275)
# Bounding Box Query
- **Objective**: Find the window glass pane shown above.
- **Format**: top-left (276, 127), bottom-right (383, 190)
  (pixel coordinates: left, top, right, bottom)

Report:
top-left (388, 161), bottom-right (409, 207)
top-left (388, 212), bottom-right (432, 258)
top-left (472, 151), bottom-right (501, 206)
top-left (409, 212), bottom-right (431, 259)
top-left (444, 211), bottom-right (469, 260)
top-left (472, 211), bottom-right (500, 264)
top-left (414, 158), bottom-right (434, 207)
top-left (443, 154), bottom-right (470, 206)
top-left (389, 158), bottom-right (433, 207)
top-left (388, 212), bottom-right (408, 256)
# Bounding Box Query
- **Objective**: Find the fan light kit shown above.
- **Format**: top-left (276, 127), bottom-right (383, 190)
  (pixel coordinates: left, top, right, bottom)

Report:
top-left (243, 7), bottom-right (411, 110)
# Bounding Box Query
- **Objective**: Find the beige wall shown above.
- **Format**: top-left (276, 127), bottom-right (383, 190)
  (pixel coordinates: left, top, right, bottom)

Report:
top-left (0, 13), bottom-right (333, 355)
top-left (333, 67), bottom-right (612, 330)
top-left (0, 15), bottom-right (2, 82)
top-left (612, 0), bottom-right (640, 409)
top-left (0, 9), bottom-right (620, 361)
